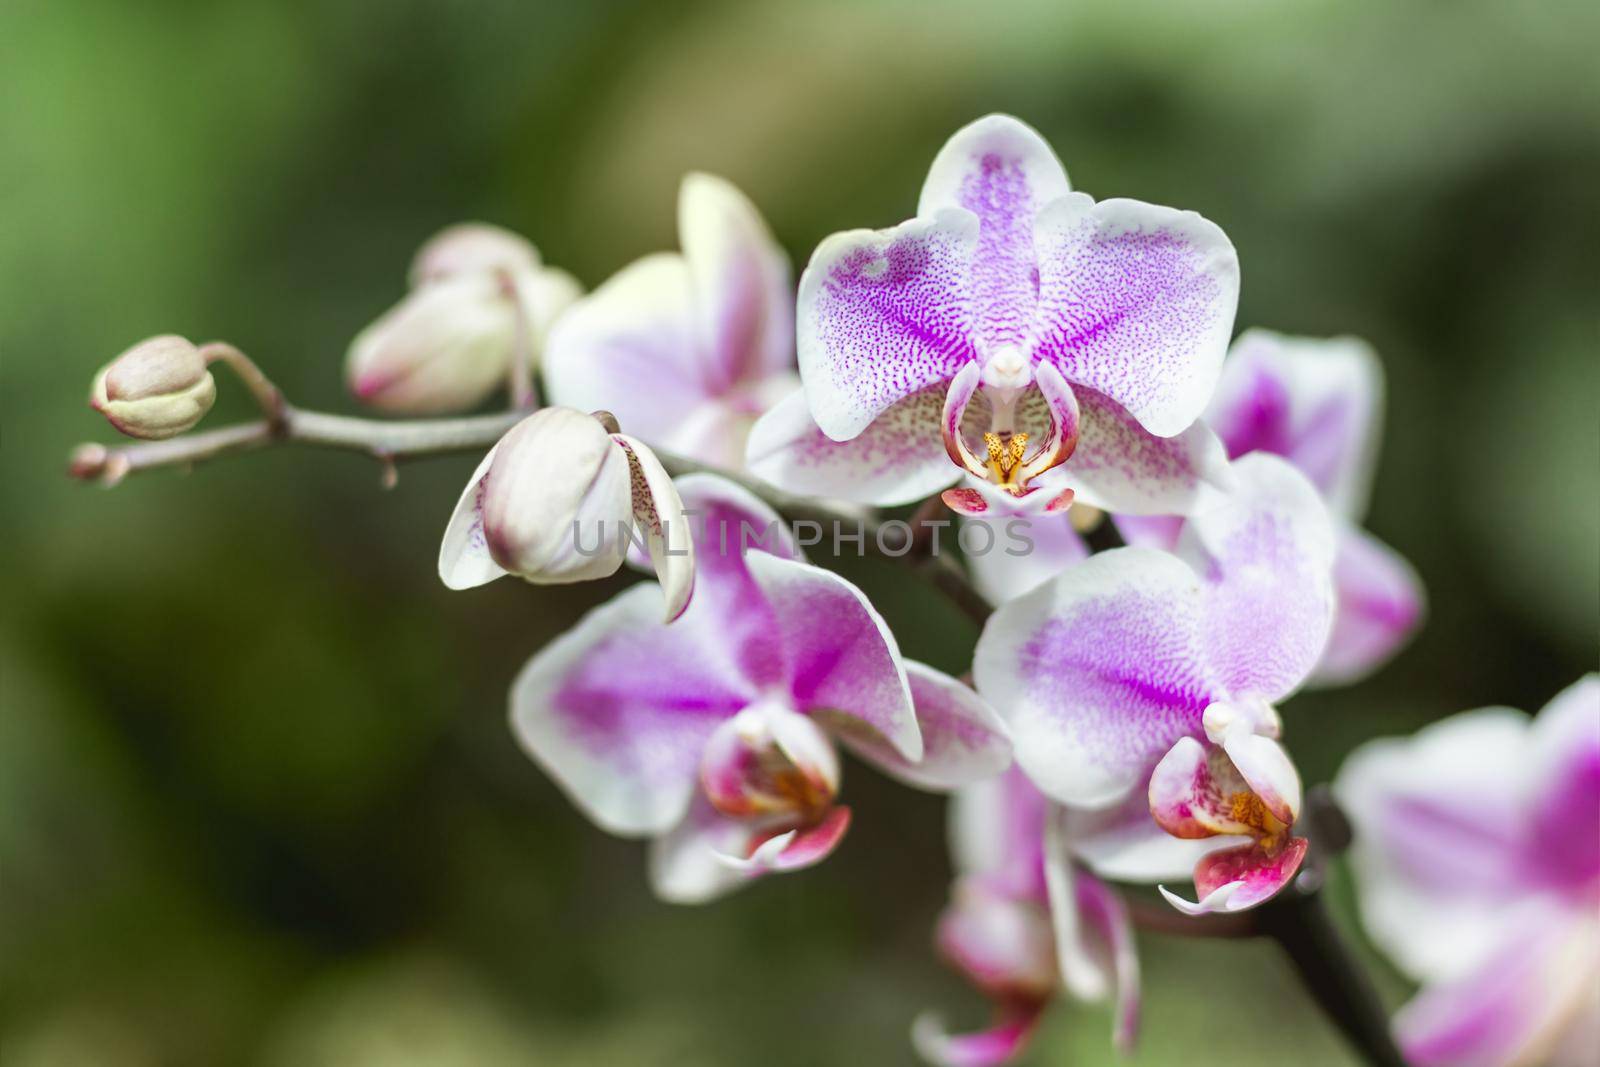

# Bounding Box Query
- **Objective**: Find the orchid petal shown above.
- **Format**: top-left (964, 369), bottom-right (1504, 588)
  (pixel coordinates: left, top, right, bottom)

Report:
top-left (745, 385), bottom-right (956, 506)
top-left (1055, 388), bottom-right (1233, 516)
top-left (1208, 330), bottom-right (1383, 520)
top-left (648, 794), bottom-right (764, 904)
top-left (1311, 524), bottom-right (1424, 687)
top-left (967, 512), bottom-right (1089, 606)
top-left (1395, 909), bottom-right (1600, 1067)
top-left (1062, 778), bottom-right (1245, 883)
top-left (949, 767), bottom-right (1050, 898)
top-left (911, 1004), bottom-right (1046, 1067)
top-left (1181, 453), bottom-right (1338, 703)
top-left (1148, 736), bottom-right (1266, 840)
top-left (797, 210), bottom-right (979, 440)
top-left (1158, 837), bottom-right (1308, 914)
top-left (1336, 707), bottom-right (1541, 982)
top-left (974, 548), bottom-right (1212, 809)
top-left (1043, 812), bottom-right (1142, 1049)
top-left (936, 876), bottom-right (1057, 997)
top-left (1219, 729), bottom-right (1302, 825)
top-left (679, 172), bottom-right (794, 392)
top-left (743, 551), bottom-right (922, 761)
top-left (941, 361), bottom-right (987, 477)
top-left (1524, 675), bottom-right (1600, 893)
top-left (1014, 361), bottom-right (1081, 485)
top-left (823, 662), bottom-right (1011, 792)
top-left (437, 444), bottom-right (510, 590)
top-left (918, 114), bottom-right (1070, 351)
top-left (542, 253), bottom-right (710, 450)
top-left (943, 487), bottom-right (991, 516)
top-left (1033, 195), bottom-right (1238, 437)
top-left (1112, 513), bottom-right (1184, 551)
top-left (614, 433), bottom-right (694, 621)
top-left (509, 584), bottom-right (752, 837)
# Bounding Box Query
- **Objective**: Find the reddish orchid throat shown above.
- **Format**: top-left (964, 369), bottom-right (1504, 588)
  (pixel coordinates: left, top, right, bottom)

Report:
top-left (942, 351), bottom-right (1081, 501)
top-left (700, 701), bottom-right (841, 828)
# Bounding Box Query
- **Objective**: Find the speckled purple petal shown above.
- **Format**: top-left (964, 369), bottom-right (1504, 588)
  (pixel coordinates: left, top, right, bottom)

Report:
top-left (678, 172), bottom-right (794, 394)
top-left (614, 433), bottom-right (694, 621)
top-left (1178, 453), bottom-right (1337, 703)
top-left (1311, 523), bottom-right (1424, 687)
top-left (509, 583), bottom-right (753, 838)
top-left (745, 385), bottom-right (957, 506)
top-left (1055, 388), bottom-right (1232, 516)
top-left (821, 661), bottom-right (1011, 792)
top-left (1032, 195), bottom-right (1238, 438)
top-left (918, 114), bottom-right (1070, 352)
top-left (1207, 329), bottom-right (1383, 520)
top-left (742, 551), bottom-right (922, 761)
top-left (974, 548), bottom-right (1213, 808)
top-left (797, 210), bottom-right (979, 440)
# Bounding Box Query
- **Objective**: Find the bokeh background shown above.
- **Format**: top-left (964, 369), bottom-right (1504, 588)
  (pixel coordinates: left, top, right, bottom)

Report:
top-left (3, 0), bottom-right (1597, 1063)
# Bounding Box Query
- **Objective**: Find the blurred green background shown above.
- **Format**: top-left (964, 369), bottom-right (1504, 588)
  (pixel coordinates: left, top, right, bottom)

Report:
top-left (3, 0), bottom-right (1597, 1064)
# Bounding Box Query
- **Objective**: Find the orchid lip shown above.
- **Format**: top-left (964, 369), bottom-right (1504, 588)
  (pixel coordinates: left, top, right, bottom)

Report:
top-left (941, 360), bottom-right (1081, 498)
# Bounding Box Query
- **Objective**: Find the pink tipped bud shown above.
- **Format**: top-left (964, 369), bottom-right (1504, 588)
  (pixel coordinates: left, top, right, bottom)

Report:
top-left (409, 223), bottom-right (540, 287)
top-left (89, 335), bottom-right (216, 440)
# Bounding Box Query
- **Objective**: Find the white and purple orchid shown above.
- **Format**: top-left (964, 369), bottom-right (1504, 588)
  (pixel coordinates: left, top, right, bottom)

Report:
top-left (914, 767), bottom-right (1142, 1067)
top-left (508, 474), bottom-right (1012, 903)
top-left (543, 173), bottom-right (798, 470)
top-left (974, 453), bottom-right (1337, 914)
top-left (748, 113), bottom-right (1237, 517)
top-left (1337, 675), bottom-right (1600, 1067)
top-left (437, 406), bottom-right (694, 620)
top-left (1120, 329), bottom-right (1424, 685)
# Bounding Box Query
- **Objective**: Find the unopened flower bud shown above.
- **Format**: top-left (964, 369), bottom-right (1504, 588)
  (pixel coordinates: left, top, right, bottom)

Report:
top-left (409, 223), bottom-right (540, 287)
top-left (89, 334), bottom-right (216, 440)
top-left (347, 224), bottom-right (581, 415)
top-left (438, 407), bottom-right (694, 620)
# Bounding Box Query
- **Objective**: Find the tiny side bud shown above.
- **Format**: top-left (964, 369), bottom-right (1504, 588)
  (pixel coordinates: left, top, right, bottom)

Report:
top-left (90, 334), bottom-right (216, 440)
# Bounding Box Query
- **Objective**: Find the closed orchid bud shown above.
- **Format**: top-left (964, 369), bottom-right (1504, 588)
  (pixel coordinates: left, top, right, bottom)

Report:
top-left (89, 334), bottom-right (216, 440)
top-left (409, 223), bottom-right (540, 287)
top-left (438, 407), bottom-right (694, 620)
top-left (347, 225), bottom-right (582, 415)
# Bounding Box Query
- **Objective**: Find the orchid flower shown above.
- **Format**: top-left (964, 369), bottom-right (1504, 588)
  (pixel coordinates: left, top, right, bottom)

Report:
top-left (1337, 676), bottom-right (1600, 1067)
top-left (748, 113), bottom-right (1237, 517)
top-left (346, 223), bottom-right (581, 414)
top-left (974, 453), bottom-right (1337, 914)
top-left (1120, 329), bottom-right (1424, 685)
top-left (437, 407), bottom-right (694, 620)
top-left (543, 174), bottom-right (798, 469)
top-left (508, 474), bottom-right (1011, 902)
top-left (914, 767), bottom-right (1141, 1067)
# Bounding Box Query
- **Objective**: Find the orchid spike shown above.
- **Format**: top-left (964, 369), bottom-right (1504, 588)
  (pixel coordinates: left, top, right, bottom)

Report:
top-left (1337, 675), bottom-right (1600, 1067)
top-left (974, 453), bottom-right (1337, 913)
top-left (438, 406), bottom-right (694, 620)
top-left (749, 113), bottom-right (1237, 516)
top-left (507, 474), bottom-right (1012, 902)
top-left (543, 173), bottom-right (798, 469)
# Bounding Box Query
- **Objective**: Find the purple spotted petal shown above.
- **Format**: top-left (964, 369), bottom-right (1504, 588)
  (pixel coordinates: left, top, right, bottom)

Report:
top-left (1158, 837), bottom-right (1308, 915)
top-left (1396, 910), bottom-right (1600, 1067)
top-left (614, 433), bottom-right (694, 621)
top-left (974, 548), bottom-right (1213, 808)
top-left (912, 1003), bottom-right (1047, 1067)
top-left (797, 211), bottom-right (979, 440)
top-left (509, 583), bottom-right (753, 837)
top-left (678, 172), bottom-right (794, 393)
top-left (1312, 523), bottom-right (1424, 686)
top-left (742, 551), bottom-right (922, 761)
top-left (917, 114), bottom-right (1070, 351)
top-left (1208, 329), bottom-right (1383, 520)
top-left (746, 384), bottom-right (957, 506)
top-left (1033, 195), bottom-right (1238, 438)
top-left (1055, 388), bottom-right (1232, 516)
top-left (1179, 452), bottom-right (1337, 703)
top-left (821, 661), bottom-right (1011, 792)
top-left (543, 254), bottom-right (711, 448)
